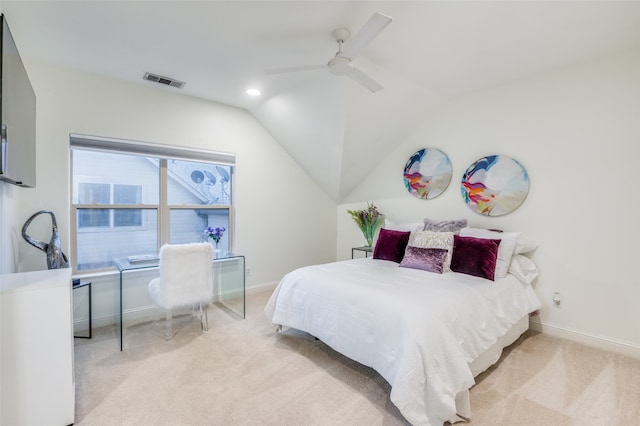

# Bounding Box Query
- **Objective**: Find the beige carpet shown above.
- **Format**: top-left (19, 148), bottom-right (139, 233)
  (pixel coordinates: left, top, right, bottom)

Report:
top-left (73, 289), bottom-right (640, 425)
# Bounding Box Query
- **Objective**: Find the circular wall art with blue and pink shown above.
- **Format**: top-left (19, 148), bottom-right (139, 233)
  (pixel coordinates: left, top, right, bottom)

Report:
top-left (461, 155), bottom-right (529, 216)
top-left (403, 148), bottom-right (452, 200)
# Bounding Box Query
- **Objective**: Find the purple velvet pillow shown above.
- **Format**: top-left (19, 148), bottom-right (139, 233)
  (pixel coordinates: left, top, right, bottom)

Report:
top-left (373, 228), bottom-right (411, 263)
top-left (399, 246), bottom-right (448, 273)
top-left (450, 235), bottom-right (500, 281)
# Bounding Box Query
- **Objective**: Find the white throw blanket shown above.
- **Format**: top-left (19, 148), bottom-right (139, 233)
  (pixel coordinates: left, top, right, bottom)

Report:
top-left (265, 258), bottom-right (541, 425)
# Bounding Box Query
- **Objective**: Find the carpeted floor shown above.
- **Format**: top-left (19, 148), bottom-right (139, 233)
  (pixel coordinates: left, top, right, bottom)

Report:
top-left (73, 289), bottom-right (640, 425)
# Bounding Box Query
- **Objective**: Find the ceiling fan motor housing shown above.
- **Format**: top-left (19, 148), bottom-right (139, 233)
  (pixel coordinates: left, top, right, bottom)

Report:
top-left (328, 55), bottom-right (353, 75)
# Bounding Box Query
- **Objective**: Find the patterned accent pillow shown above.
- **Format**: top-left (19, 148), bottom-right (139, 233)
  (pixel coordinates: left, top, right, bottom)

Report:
top-left (408, 230), bottom-right (454, 272)
top-left (450, 235), bottom-right (500, 281)
top-left (373, 228), bottom-right (411, 263)
top-left (399, 246), bottom-right (448, 273)
top-left (423, 218), bottom-right (468, 233)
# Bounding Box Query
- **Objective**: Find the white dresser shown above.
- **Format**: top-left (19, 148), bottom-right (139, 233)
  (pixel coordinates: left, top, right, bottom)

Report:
top-left (1, 268), bottom-right (74, 426)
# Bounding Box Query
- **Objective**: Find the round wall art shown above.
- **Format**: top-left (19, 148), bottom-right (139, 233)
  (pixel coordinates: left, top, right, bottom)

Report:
top-left (403, 148), bottom-right (452, 199)
top-left (461, 155), bottom-right (529, 216)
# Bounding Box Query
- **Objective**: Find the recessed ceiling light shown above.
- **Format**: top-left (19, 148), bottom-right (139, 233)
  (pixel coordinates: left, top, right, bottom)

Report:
top-left (246, 88), bottom-right (261, 96)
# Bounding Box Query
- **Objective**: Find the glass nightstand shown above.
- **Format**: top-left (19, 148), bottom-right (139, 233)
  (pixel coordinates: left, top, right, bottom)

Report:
top-left (351, 246), bottom-right (373, 259)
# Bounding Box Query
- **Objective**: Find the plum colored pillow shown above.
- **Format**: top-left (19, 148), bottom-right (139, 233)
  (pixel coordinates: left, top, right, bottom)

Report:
top-left (459, 227), bottom-right (520, 278)
top-left (399, 246), bottom-right (448, 273)
top-left (408, 230), bottom-right (454, 272)
top-left (450, 235), bottom-right (500, 281)
top-left (373, 228), bottom-right (411, 263)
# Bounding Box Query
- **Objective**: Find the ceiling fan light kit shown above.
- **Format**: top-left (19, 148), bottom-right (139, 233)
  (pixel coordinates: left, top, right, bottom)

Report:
top-left (266, 12), bottom-right (392, 93)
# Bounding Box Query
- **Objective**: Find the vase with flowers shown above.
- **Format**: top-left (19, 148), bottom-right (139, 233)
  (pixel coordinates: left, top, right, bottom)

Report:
top-left (346, 202), bottom-right (383, 247)
top-left (204, 226), bottom-right (225, 252)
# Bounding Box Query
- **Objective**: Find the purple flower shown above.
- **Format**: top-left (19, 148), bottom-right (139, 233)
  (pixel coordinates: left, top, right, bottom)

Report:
top-left (204, 226), bottom-right (225, 244)
top-left (346, 202), bottom-right (383, 247)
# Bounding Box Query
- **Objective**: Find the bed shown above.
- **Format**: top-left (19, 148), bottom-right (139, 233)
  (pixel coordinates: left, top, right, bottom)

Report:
top-left (264, 225), bottom-right (541, 425)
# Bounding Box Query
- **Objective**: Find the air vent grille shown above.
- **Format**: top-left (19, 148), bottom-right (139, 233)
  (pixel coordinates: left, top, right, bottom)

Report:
top-left (143, 72), bottom-right (185, 89)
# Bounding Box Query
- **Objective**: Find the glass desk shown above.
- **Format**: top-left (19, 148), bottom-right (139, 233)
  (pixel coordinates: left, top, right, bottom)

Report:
top-left (114, 253), bottom-right (245, 351)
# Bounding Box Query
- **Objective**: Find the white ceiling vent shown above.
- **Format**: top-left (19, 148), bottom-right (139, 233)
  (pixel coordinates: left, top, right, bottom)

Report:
top-left (143, 72), bottom-right (185, 89)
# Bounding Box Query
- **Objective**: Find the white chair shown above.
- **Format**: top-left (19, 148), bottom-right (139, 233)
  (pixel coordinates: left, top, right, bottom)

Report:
top-left (148, 242), bottom-right (214, 340)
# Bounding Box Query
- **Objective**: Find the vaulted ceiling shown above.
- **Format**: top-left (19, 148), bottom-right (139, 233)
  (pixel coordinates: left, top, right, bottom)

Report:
top-left (4, 1), bottom-right (640, 201)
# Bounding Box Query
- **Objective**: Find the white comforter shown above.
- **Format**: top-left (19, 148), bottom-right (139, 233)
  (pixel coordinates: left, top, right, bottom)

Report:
top-left (264, 258), bottom-right (541, 425)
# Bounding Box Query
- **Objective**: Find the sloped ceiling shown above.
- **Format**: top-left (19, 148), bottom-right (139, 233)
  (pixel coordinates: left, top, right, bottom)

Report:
top-left (3, 1), bottom-right (640, 201)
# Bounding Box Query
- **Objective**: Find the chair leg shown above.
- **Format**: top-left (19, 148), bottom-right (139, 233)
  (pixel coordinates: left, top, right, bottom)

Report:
top-left (165, 308), bottom-right (173, 340)
top-left (200, 302), bottom-right (209, 332)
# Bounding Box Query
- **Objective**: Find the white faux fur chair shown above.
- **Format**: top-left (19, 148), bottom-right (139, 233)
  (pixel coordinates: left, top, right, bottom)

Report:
top-left (148, 242), bottom-right (214, 340)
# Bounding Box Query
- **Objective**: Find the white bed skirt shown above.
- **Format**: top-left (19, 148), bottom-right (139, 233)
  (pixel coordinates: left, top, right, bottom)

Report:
top-left (450, 314), bottom-right (530, 423)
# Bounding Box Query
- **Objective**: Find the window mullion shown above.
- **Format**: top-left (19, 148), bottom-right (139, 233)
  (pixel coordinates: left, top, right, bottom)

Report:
top-left (110, 183), bottom-right (114, 228)
top-left (159, 159), bottom-right (170, 247)
top-left (73, 204), bottom-right (158, 209)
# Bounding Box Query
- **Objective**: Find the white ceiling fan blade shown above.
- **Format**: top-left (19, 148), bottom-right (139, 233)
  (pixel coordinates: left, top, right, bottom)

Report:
top-left (348, 67), bottom-right (383, 93)
top-left (343, 12), bottom-right (392, 59)
top-left (265, 64), bottom-right (327, 75)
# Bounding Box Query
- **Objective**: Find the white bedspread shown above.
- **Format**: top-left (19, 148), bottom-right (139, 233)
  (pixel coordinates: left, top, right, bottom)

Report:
top-left (265, 258), bottom-right (541, 425)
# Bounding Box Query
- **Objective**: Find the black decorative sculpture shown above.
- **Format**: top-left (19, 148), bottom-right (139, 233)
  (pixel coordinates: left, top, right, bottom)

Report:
top-left (22, 210), bottom-right (69, 269)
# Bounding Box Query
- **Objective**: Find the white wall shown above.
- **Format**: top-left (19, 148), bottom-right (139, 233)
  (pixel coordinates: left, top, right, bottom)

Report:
top-left (0, 183), bottom-right (19, 274)
top-left (339, 48), bottom-right (640, 357)
top-left (11, 60), bottom-right (336, 326)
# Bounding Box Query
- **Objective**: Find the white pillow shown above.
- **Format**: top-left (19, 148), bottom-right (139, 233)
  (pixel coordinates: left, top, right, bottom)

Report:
top-left (409, 230), bottom-right (454, 272)
top-left (384, 218), bottom-right (424, 232)
top-left (508, 254), bottom-right (538, 284)
top-left (514, 237), bottom-right (538, 255)
top-left (459, 227), bottom-right (519, 278)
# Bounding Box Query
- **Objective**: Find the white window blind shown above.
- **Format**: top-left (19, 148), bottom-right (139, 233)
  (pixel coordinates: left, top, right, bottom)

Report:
top-left (69, 133), bottom-right (236, 166)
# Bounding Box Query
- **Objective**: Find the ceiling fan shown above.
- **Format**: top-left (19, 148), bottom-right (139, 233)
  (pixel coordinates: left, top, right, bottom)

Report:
top-left (265, 12), bottom-right (392, 93)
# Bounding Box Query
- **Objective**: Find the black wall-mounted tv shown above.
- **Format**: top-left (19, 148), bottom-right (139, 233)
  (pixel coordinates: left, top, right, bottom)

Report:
top-left (0, 13), bottom-right (36, 187)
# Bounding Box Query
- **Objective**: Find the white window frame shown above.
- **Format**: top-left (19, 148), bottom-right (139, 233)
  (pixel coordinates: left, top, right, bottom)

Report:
top-left (70, 134), bottom-right (235, 273)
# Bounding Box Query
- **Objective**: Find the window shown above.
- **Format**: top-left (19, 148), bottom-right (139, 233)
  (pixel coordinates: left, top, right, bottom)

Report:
top-left (78, 183), bottom-right (109, 228)
top-left (77, 183), bottom-right (142, 228)
top-left (114, 184), bottom-right (142, 226)
top-left (70, 135), bottom-right (235, 272)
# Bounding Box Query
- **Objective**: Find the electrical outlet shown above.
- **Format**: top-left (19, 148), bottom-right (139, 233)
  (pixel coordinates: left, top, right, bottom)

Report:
top-left (553, 292), bottom-right (561, 307)
top-left (246, 267), bottom-right (251, 277)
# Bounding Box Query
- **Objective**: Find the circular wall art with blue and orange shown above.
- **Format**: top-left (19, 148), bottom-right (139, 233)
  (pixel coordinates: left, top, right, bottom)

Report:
top-left (403, 148), bottom-right (452, 200)
top-left (461, 155), bottom-right (529, 216)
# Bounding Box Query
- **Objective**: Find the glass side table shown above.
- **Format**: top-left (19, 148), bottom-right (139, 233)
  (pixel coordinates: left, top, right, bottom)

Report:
top-left (212, 254), bottom-right (245, 320)
top-left (352, 246), bottom-right (373, 259)
top-left (114, 252), bottom-right (245, 351)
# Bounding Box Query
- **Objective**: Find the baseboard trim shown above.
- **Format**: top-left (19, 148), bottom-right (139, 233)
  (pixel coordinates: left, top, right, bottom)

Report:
top-left (75, 281), bottom-right (280, 330)
top-left (529, 318), bottom-right (640, 360)
top-left (75, 305), bottom-right (159, 330)
top-left (246, 281), bottom-right (278, 295)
